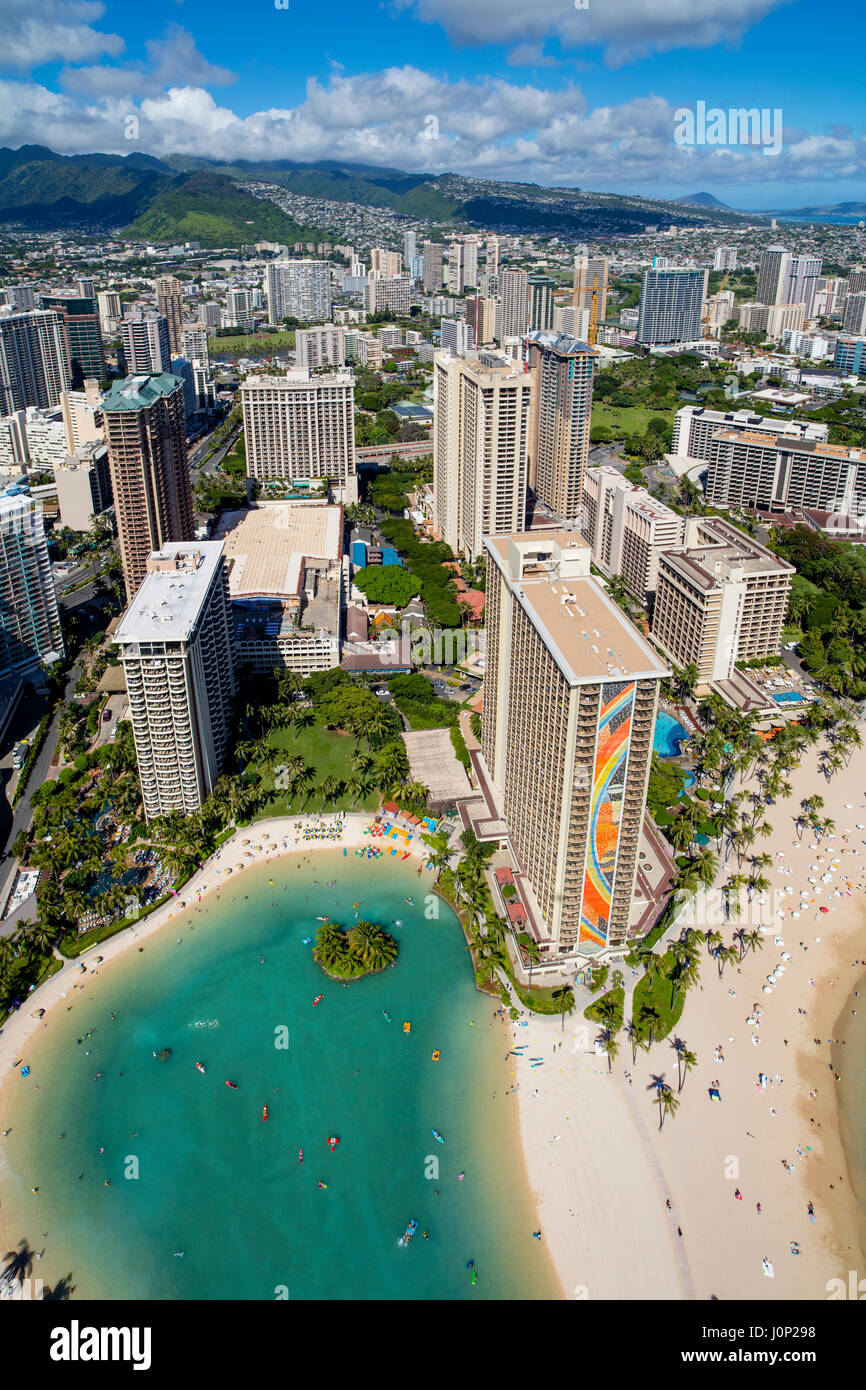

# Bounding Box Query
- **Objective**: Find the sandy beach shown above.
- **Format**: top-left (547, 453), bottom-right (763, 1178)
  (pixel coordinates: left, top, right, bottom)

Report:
top-left (513, 739), bottom-right (866, 1301)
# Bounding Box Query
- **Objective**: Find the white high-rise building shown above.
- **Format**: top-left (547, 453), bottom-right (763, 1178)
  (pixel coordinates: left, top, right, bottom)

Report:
top-left (180, 326), bottom-right (210, 371)
top-left (672, 404), bottom-right (828, 463)
top-left (265, 260), bottom-right (331, 324)
top-left (225, 288), bottom-right (254, 332)
top-left (403, 231), bottom-right (417, 269)
top-left (97, 290), bottom-right (122, 334)
top-left (241, 371), bottom-right (355, 483)
top-left (440, 319), bottom-right (473, 355)
top-left (365, 276), bottom-right (411, 318)
top-left (295, 325), bottom-right (347, 370)
top-left (713, 247), bottom-right (738, 271)
top-left (842, 294), bottom-right (866, 337)
top-left (114, 543), bottom-right (236, 821)
top-left (61, 378), bottom-right (104, 454)
top-left (120, 312), bottom-right (172, 375)
top-left (582, 467), bottom-right (684, 601)
top-left (0, 492), bottom-right (63, 680)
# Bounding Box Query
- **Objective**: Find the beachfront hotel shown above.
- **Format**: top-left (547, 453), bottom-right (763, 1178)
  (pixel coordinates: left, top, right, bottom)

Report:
top-left (102, 373), bottom-right (194, 601)
top-left (481, 530), bottom-right (668, 957)
top-left (114, 543), bottom-right (236, 820)
top-left (706, 429), bottom-right (866, 514)
top-left (582, 466), bottom-right (684, 604)
top-left (432, 350), bottom-right (532, 560)
top-left (651, 518), bottom-right (794, 692)
top-left (240, 371), bottom-right (356, 487)
top-left (670, 404), bottom-right (828, 466)
top-left (525, 330), bottom-right (596, 523)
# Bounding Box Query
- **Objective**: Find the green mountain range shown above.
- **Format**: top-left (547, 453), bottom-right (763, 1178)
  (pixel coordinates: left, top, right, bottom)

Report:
top-left (0, 144), bottom-right (763, 244)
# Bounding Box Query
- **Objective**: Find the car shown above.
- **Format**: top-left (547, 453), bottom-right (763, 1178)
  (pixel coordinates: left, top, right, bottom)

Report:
top-left (103, 709), bottom-right (112, 722)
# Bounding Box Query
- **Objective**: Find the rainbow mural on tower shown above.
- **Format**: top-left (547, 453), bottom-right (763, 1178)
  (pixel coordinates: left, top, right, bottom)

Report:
top-left (578, 680), bottom-right (635, 948)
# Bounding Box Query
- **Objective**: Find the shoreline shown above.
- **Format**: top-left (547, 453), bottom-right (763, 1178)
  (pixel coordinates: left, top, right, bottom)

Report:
top-left (512, 741), bottom-right (866, 1301)
top-left (0, 813), bottom-right (561, 1300)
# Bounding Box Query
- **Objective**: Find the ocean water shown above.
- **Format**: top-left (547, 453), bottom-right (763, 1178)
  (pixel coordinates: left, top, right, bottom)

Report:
top-left (2, 852), bottom-right (556, 1301)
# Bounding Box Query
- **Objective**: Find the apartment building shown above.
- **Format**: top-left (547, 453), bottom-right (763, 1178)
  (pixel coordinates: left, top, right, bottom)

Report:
top-left (498, 267), bottom-right (529, 341)
top-left (365, 275), bottom-right (411, 318)
top-left (422, 242), bottom-right (444, 293)
top-left (525, 329), bottom-right (596, 521)
top-left (370, 248), bottom-right (402, 278)
top-left (842, 294), bottom-right (866, 337)
top-left (835, 336), bottom-right (866, 376)
top-left (156, 276), bottom-right (184, 353)
top-left (706, 429), bottom-right (866, 513)
top-left (225, 287), bottom-right (254, 332)
top-left (294, 325), bottom-right (347, 370)
top-left (265, 260), bottom-right (331, 323)
top-left (482, 529), bottom-right (667, 956)
top-left (102, 373), bottom-right (194, 600)
top-left (637, 268), bottom-right (708, 345)
top-left (713, 247), bottom-right (738, 271)
top-left (0, 491), bottom-right (64, 680)
top-left (0, 309), bottom-right (70, 414)
top-left (54, 441), bottom-right (113, 532)
top-left (114, 543), bottom-right (236, 821)
top-left (39, 294), bottom-right (104, 389)
top-left (61, 378), bottom-right (104, 454)
top-left (120, 312), bottom-right (172, 375)
top-left (582, 467), bottom-right (684, 602)
top-left (651, 518), bottom-right (794, 689)
top-left (432, 351), bottom-right (531, 560)
top-left (240, 371), bottom-right (355, 483)
top-left (180, 326), bottom-right (210, 372)
top-left (672, 404), bottom-right (828, 464)
top-left (573, 255), bottom-right (610, 320)
top-left (527, 276), bottom-right (555, 333)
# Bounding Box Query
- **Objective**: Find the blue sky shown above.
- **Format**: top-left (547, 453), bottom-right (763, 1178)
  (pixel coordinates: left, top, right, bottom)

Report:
top-left (1, 0), bottom-right (863, 208)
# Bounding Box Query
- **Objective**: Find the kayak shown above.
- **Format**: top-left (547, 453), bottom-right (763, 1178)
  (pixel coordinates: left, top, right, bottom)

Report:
top-left (382, 1010), bottom-right (392, 1022)
top-left (195, 1062), bottom-right (206, 1074)
top-left (405, 898), bottom-right (415, 905)
top-left (313, 995), bottom-right (323, 1006)
top-left (225, 1080), bottom-right (238, 1089)
top-left (299, 1149), bottom-right (303, 1163)
top-left (403, 1021), bottom-right (411, 1034)
top-left (262, 1106), bottom-right (268, 1122)
top-left (301, 936), bottom-right (312, 945)
top-left (316, 916), bottom-right (330, 922)
top-left (432, 1129), bottom-right (445, 1144)
top-left (402, 1219), bottom-right (418, 1244)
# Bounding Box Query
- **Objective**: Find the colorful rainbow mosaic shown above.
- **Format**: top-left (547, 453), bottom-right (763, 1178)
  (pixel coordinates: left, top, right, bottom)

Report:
top-left (578, 681), bottom-right (635, 948)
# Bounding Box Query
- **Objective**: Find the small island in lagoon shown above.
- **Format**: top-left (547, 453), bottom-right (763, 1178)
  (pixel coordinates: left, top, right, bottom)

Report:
top-left (312, 920), bottom-right (399, 979)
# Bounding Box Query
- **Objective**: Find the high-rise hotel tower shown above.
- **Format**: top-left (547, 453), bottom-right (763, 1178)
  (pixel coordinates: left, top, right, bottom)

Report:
top-left (482, 530), bottom-right (667, 956)
top-left (114, 543), bottom-right (236, 820)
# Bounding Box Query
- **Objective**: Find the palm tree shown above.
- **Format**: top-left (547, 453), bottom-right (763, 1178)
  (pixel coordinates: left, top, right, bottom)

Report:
top-left (597, 1028), bottom-right (619, 1072)
top-left (552, 985), bottom-right (575, 1031)
top-left (421, 830), bottom-right (452, 881)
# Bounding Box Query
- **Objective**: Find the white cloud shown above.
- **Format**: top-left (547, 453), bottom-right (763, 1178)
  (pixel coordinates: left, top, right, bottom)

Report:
top-left (506, 44), bottom-right (562, 68)
top-left (61, 25), bottom-right (236, 99)
top-left (396, 0), bottom-right (795, 66)
top-left (0, 66), bottom-right (862, 197)
top-left (0, 0), bottom-right (123, 70)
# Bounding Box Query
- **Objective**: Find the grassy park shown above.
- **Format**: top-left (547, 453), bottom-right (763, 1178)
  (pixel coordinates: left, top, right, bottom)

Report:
top-left (209, 329), bottom-right (296, 357)
top-left (252, 723), bottom-right (381, 819)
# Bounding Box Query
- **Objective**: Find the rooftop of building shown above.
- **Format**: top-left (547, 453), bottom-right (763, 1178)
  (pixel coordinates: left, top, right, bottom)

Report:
top-left (213, 502), bottom-right (343, 600)
top-left (711, 428), bottom-right (866, 461)
top-left (660, 522), bottom-right (794, 589)
top-left (525, 328), bottom-right (597, 357)
top-left (240, 370), bottom-right (352, 392)
top-left (101, 374), bottom-right (182, 413)
top-left (114, 543), bottom-right (224, 644)
top-left (486, 529), bottom-right (669, 684)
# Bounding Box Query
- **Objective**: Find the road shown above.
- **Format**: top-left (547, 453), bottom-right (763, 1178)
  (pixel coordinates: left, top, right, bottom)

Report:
top-left (190, 423), bottom-right (241, 478)
top-left (0, 655), bottom-right (84, 934)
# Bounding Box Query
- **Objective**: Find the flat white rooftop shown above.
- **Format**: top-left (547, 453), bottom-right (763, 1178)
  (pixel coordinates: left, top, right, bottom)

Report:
top-left (115, 543), bottom-right (224, 643)
top-left (213, 503), bottom-right (343, 599)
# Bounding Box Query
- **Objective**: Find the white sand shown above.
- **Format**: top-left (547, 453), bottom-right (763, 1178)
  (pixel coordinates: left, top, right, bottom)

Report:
top-left (514, 741), bottom-right (866, 1301)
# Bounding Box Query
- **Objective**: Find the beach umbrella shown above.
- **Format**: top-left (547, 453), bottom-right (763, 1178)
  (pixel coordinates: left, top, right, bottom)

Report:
top-left (224, 867), bottom-right (233, 875)
top-left (242, 840), bottom-right (250, 846)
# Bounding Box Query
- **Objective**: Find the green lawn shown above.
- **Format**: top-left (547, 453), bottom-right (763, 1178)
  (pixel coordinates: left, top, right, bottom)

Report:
top-left (209, 330), bottom-right (296, 356)
top-left (631, 949), bottom-right (687, 1040)
top-left (591, 403), bottom-right (673, 437)
top-left (253, 723), bottom-right (381, 819)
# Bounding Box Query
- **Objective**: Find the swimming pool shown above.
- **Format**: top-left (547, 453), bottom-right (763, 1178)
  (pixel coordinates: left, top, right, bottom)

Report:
top-left (772, 691), bottom-right (805, 705)
top-left (654, 711), bottom-right (691, 757)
